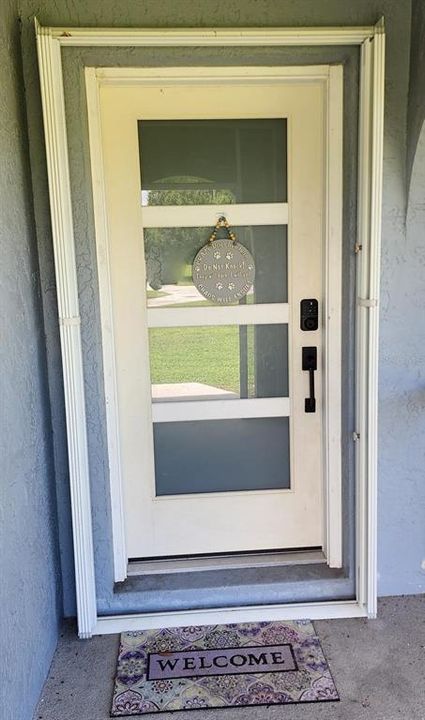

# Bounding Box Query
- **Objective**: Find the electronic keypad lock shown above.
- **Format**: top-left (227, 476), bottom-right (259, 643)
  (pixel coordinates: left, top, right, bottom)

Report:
top-left (300, 298), bottom-right (319, 331)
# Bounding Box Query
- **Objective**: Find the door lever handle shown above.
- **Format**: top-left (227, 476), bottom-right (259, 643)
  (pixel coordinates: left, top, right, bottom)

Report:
top-left (302, 347), bottom-right (317, 413)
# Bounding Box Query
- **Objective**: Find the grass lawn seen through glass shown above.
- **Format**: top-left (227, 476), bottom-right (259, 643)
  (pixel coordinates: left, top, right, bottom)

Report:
top-left (149, 325), bottom-right (254, 395)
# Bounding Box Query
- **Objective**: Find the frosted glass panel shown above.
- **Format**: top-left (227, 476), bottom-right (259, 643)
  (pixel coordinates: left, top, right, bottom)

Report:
top-left (139, 119), bottom-right (287, 205)
top-left (144, 226), bottom-right (287, 306)
top-left (154, 417), bottom-right (290, 495)
top-left (150, 324), bottom-right (288, 402)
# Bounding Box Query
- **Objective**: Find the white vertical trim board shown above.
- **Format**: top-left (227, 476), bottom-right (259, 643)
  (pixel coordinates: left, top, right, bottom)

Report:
top-left (366, 20), bottom-right (385, 618)
top-left (35, 23), bottom-right (97, 638)
top-left (355, 38), bottom-right (373, 612)
top-left (354, 21), bottom-right (385, 619)
top-left (85, 68), bottom-right (127, 582)
top-left (323, 65), bottom-right (343, 568)
top-left (35, 19), bottom-right (385, 637)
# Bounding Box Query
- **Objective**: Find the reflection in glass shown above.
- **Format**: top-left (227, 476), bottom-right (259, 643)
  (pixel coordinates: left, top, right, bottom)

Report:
top-left (138, 119), bottom-right (287, 205)
top-left (154, 417), bottom-right (290, 495)
top-left (149, 324), bottom-right (288, 402)
top-left (144, 226), bottom-right (287, 307)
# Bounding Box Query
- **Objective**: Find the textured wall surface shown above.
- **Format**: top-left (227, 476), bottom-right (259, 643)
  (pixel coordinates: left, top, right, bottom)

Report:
top-left (0, 2), bottom-right (62, 718)
top-left (378, 121), bottom-right (425, 596)
top-left (16, 0), bottom-right (424, 615)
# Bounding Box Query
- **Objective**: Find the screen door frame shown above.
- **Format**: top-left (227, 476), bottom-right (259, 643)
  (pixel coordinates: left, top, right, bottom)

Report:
top-left (36, 19), bottom-right (385, 638)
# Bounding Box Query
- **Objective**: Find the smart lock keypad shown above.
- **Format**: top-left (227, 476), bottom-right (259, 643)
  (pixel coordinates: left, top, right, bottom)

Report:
top-left (300, 299), bottom-right (319, 331)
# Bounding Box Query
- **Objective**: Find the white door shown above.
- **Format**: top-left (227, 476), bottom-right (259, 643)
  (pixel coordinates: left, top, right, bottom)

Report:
top-left (98, 75), bottom-right (329, 559)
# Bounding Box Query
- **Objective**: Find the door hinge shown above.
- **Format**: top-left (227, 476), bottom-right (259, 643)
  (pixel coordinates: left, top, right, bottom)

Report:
top-left (357, 297), bottom-right (378, 308)
top-left (352, 431), bottom-right (360, 441)
top-left (354, 242), bottom-right (363, 254)
top-left (59, 315), bottom-right (81, 326)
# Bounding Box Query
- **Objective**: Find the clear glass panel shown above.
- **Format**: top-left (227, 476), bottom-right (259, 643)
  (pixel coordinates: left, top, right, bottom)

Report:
top-left (153, 417), bottom-right (290, 495)
top-left (149, 324), bottom-right (288, 402)
top-left (139, 119), bottom-right (287, 205)
top-left (145, 225), bottom-right (287, 306)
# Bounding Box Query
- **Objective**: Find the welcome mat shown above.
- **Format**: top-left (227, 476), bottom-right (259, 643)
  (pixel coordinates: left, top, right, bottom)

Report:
top-left (111, 621), bottom-right (339, 715)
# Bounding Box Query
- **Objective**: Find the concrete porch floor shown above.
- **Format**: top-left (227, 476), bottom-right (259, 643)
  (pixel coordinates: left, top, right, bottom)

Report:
top-left (34, 596), bottom-right (425, 720)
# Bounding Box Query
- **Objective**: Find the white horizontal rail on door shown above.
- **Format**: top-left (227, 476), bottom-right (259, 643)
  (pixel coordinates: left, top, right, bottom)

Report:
top-left (141, 203), bottom-right (288, 228)
top-left (152, 397), bottom-right (290, 423)
top-left (147, 303), bottom-right (289, 328)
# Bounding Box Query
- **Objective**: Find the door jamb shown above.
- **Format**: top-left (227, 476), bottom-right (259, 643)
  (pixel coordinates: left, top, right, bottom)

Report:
top-left (35, 19), bottom-right (385, 638)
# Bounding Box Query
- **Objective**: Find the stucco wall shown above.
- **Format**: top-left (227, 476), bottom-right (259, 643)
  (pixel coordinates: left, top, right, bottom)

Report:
top-left (379, 122), bottom-right (425, 596)
top-left (17, 0), bottom-right (424, 614)
top-left (0, 2), bottom-right (62, 718)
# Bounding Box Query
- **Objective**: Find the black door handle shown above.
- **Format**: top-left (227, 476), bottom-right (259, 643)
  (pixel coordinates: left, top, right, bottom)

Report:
top-left (302, 347), bottom-right (317, 413)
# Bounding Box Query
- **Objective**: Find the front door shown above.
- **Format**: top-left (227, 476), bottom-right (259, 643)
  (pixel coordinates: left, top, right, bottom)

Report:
top-left (98, 74), bottom-right (330, 560)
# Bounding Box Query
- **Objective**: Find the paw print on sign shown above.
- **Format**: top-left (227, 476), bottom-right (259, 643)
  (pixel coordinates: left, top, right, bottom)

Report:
top-left (216, 282), bottom-right (223, 290)
top-left (228, 282), bottom-right (235, 291)
top-left (226, 251), bottom-right (233, 260)
top-left (213, 251), bottom-right (221, 260)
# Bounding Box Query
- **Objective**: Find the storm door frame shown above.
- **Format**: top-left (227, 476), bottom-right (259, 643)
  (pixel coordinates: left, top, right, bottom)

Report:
top-left (35, 19), bottom-right (385, 638)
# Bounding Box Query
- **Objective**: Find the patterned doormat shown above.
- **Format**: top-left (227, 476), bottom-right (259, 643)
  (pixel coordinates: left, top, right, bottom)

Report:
top-left (111, 620), bottom-right (339, 715)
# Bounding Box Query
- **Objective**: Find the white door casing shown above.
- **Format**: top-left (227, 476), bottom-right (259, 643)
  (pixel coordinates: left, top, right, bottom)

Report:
top-left (97, 74), bottom-right (339, 560)
top-left (35, 21), bottom-right (385, 638)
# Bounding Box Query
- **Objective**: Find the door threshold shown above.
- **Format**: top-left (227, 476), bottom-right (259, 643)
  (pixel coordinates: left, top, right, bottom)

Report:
top-left (127, 549), bottom-right (326, 576)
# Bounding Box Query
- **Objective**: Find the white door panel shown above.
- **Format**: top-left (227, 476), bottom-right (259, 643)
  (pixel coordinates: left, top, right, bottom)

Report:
top-left (99, 80), bottom-right (325, 558)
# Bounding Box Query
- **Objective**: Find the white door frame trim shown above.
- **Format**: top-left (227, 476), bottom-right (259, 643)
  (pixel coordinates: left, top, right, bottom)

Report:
top-left (35, 18), bottom-right (385, 638)
top-left (93, 65), bottom-right (341, 563)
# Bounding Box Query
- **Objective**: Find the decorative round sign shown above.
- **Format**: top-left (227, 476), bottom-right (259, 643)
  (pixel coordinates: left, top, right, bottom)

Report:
top-left (192, 238), bottom-right (255, 304)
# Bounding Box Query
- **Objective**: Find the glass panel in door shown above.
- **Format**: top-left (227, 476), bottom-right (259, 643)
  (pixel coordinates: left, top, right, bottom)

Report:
top-left (154, 417), bottom-right (290, 495)
top-left (144, 225), bottom-right (288, 307)
top-left (139, 119), bottom-right (287, 205)
top-left (138, 115), bottom-right (290, 507)
top-left (149, 324), bottom-right (289, 402)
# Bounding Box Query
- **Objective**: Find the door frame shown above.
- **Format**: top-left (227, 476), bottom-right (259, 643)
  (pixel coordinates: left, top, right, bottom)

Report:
top-left (35, 18), bottom-right (385, 638)
top-left (95, 68), bottom-right (340, 562)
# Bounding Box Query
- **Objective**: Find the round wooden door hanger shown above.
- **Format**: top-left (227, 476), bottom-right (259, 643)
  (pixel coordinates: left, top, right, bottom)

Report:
top-left (192, 217), bottom-right (255, 304)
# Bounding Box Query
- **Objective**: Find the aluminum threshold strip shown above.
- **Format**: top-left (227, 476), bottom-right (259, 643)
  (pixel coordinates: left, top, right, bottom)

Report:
top-left (128, 549), bottom-right (326, 576)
